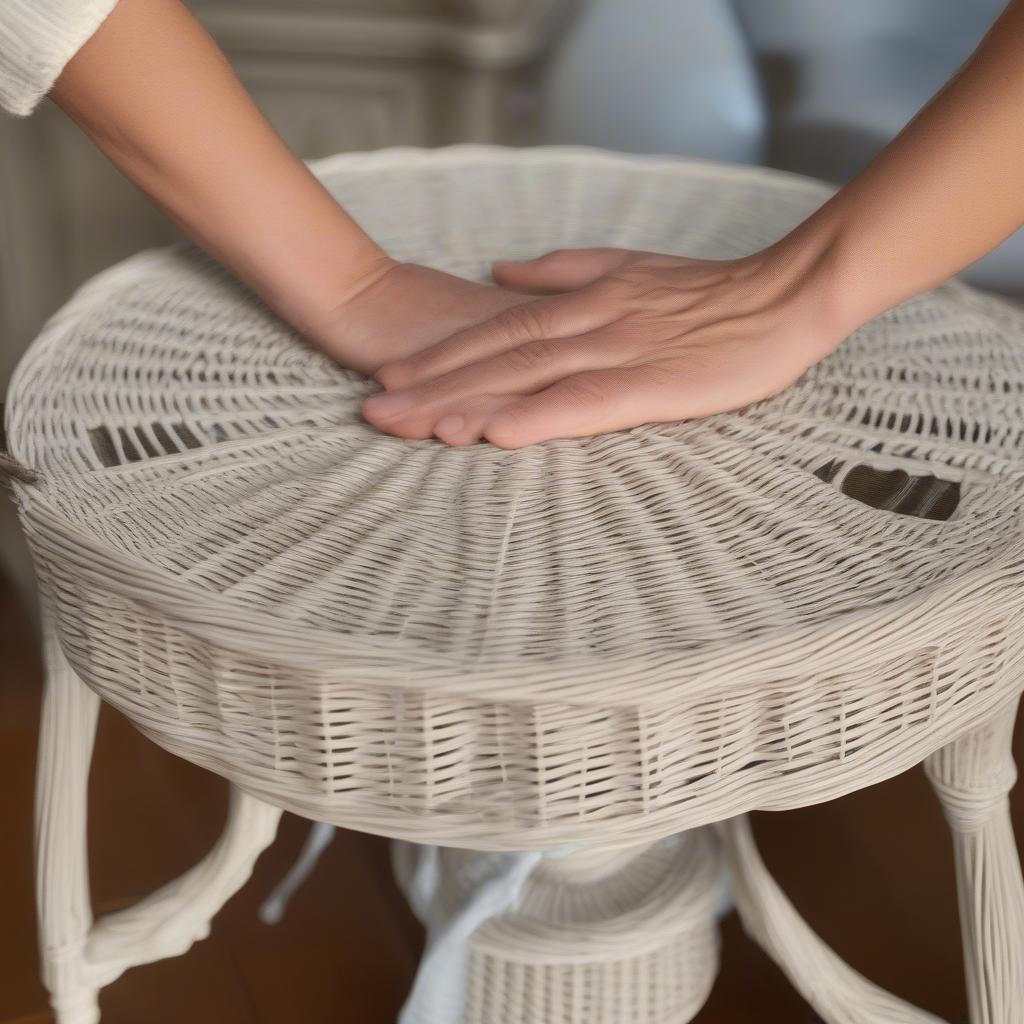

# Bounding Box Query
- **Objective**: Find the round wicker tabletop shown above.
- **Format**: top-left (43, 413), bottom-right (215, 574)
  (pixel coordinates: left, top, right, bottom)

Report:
top-left (7, 145), bottom-right (1024, 851)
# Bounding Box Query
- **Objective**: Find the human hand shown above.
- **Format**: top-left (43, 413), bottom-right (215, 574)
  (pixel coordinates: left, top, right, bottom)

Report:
top-left (360, 244), bottom-right (854, 448)
top-left (302, 260), bottom-right (532, 376)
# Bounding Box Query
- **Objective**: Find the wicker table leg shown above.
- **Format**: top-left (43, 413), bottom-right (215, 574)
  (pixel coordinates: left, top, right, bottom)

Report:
top-left (718, 814), bottom-right (945, 1024)
top-left (924, 701), bottom-right (1024, 1024)
top-left (35, 623), bottom-right (283, 1023)
top-left (35, 619), bottom-right (103, 1024)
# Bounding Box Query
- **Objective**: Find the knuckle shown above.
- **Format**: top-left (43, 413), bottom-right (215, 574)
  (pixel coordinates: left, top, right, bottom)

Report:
top-left (499, 302), bottom-right (551, 339)
top-left (418, 376), bottom-right (456, 403)
top-left (589, 275), bottom-right (632, 304)
top-left (602, 256), bottom-right (650, 287)
top-left (502, 339), bottom-right (556, 374)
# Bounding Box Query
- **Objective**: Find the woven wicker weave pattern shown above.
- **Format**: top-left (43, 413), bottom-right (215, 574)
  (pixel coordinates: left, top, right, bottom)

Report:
top-left (9, 145), bottom-right (1024, 1024)
top-left (8, 145), bottom-right (1024, 850)
top-left (439, 833), bottom-right (723, 1024)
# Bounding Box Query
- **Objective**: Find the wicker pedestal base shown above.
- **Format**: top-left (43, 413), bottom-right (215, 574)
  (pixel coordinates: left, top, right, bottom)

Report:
top-left (393, 832), bottom-right (724, 1024)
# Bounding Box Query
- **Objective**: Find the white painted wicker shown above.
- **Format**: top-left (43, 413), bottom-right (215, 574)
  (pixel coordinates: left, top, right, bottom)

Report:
top-left (392, 830), bottom-right (724, 1024)
top-left (6, 146), bottom-right (1024, 1024)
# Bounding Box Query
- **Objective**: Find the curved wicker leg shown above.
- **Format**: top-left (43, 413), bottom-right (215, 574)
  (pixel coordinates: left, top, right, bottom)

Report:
top-left (35, 619), bottom-right (102, 1024)
top-left (718, 815), bottom-right (945, 1024)
top-left (35, 624), bottom-right (284, 1021)
top-left (260, 821), bottom-right (336, 924)
top-left (84, 787), bottom-right (283, 986)
top-left (924, 701), bottom-right (1024, 1024)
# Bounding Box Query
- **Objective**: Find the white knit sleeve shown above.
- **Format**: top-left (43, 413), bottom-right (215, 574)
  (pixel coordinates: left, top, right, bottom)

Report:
top-left (0, 0), bottom-right (122, 117)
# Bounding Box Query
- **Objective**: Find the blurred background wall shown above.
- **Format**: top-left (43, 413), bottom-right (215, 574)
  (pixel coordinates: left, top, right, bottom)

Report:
top-left (1, 0), bottom-right (1020, 591)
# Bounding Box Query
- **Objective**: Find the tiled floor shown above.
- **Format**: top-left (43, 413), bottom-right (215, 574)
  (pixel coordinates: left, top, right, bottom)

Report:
top-left (3, 561), bottom-right (1019, 1023)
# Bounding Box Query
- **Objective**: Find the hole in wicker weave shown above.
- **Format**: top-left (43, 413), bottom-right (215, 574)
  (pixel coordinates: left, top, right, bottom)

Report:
top-left (813, 460), bottom-right (960, 521)
top-left (151, 422), bottom-right (180, 454)
top-left (116, 427), bottom-right (142, 463)
top-left (90, 419), bottom-right (208, 466)
top-left (813, 458), bottom-right (843, 484)
top-left (88, 426), bottom-right (120, 468)
top-left (172, 422), bottom-right (203, 449)
top-left (133, 428), bottom-right (160, 459)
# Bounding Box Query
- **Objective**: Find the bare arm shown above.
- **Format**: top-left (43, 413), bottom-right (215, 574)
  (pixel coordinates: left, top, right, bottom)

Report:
top-left (364, 1), bottom-right (1024, 447)
top-left (791, 0), bottom-right (1024, 329)
top-left (50, 0), bottom-right (524, 375)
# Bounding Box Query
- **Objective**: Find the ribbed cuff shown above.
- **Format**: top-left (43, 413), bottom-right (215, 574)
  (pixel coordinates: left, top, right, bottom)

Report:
top-left (0, 0), bottom-right (122, 117)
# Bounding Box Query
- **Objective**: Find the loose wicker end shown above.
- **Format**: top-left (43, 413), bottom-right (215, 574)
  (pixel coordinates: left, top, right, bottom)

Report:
top-left (0, 450), bottom-right (38, 485)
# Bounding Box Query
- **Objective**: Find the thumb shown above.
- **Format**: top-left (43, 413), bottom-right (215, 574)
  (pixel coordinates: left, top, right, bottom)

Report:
top-left (492, 247), bottom-right (629, 293)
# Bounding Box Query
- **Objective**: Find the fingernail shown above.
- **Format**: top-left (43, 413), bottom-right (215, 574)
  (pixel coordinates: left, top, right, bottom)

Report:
top-left (435, 414), bottom-right (465, 440)
top-left (364, 391), bottom-right (414, 419)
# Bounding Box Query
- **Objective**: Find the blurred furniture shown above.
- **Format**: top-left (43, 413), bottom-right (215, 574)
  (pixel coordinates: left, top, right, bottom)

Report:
top-left (536, 0), bottom-right (764, 164)
top-left (6, 146), bottom-right (1024, 1023)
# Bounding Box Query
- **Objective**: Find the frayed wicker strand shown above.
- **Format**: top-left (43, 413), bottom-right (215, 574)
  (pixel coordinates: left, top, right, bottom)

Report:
top-left (0, 450), bottom-right (37, 485)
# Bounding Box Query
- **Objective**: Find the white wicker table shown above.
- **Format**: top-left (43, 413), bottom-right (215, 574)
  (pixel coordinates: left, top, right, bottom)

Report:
top-left (5, 146), bottom-right (1024, 1024)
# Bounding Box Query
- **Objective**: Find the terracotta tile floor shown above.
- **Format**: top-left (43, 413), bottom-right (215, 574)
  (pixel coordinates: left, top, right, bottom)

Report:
top-left (3, 561), bottom-right (1019, 1023)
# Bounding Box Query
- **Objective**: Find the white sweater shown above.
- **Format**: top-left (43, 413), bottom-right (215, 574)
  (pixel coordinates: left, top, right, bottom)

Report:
top-left (0, 0), bottom-right (121, 116)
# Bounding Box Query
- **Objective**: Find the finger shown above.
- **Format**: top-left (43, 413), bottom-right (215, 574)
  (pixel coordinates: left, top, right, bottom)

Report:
top-left (433, 406), bottom-right (493, 446)
top-left (362, 323), bottom-right (636, 439)
top-left (362, 319), bottom-right (638, 432)
top-left (432, 392), bottom-right (517, 446)
top-left (363, 391), bottom-right (510, 442)
top-left (480, 367), bottom-right (680, 449)
top-left (375, 287), bottom-right (608, 392)
top-left (491, 248), bottom-right (630, 293)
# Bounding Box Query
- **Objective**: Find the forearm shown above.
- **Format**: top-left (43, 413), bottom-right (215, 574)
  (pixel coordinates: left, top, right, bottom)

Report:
top-left (775, 0), bottom-right (1024, 333)
top-left (49, 0), bottom-right (391, 337)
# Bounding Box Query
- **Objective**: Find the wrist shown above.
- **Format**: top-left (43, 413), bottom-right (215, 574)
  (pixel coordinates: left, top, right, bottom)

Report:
top-left (257, 234), bottom-right (396, 343)
top-left (754, 217), bottom-right (876, 356)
